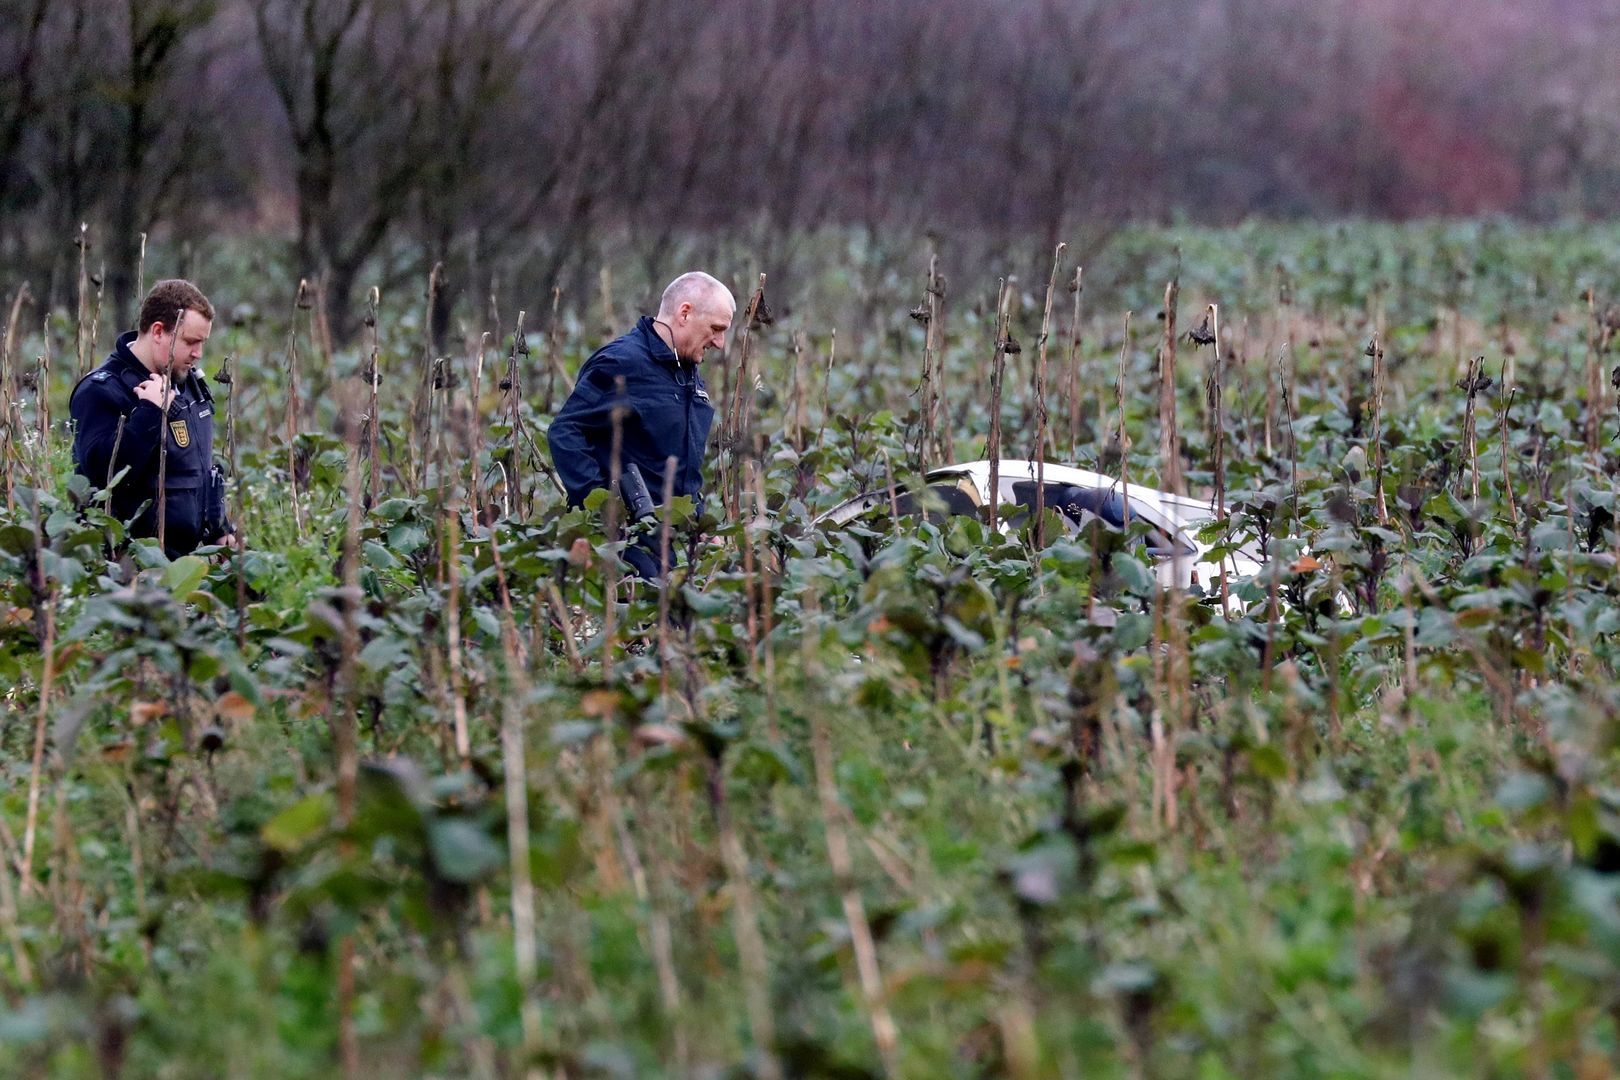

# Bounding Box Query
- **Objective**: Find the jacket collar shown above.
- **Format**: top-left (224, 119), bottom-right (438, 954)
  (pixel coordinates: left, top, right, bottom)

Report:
top-left (636, 316), bottom-right (682, 368)
top-left (112, 330), bottom-right (148, 377)
top-left (110, 329), bottom-right (210, 401)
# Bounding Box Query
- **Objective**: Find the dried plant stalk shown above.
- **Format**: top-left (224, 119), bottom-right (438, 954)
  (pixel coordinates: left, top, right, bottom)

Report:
top-left (365, 287), bottom-right (382, 509)
top-left (1588, 289), bottom-right (1604, 453)
top-left (1, 285), bottom-right (28, 512)
top-left (1499, 378), bottom-right (1518, 528)
top-left (711, 761), bottom-right (782, 1080)
top-left (1159, 277), bottom-right (1183, 495)
top-left (1066, 266), bottom-right (1083, 461)
top-left (74, 224), bottom-right (90, 379)
top-left (724, 275), bottom-right (768, 518)
top-left (1032, 243), bottom-right (1066, 550)
top-left (657, 457), bottom-right (678, 699)
top-left (752, 466), bottom-right (778, 725)
top-left (333, 385), bottom-right (364, 1080)
top-left (987, 279), bottom-right (1012, 532)
top-left (1463, 354), bottom-right (1485, 505)
top-left (810, 706), bottom-right (901, 1076)
top-left (1115, 312), bottom-right (1133, 527)
top-left (816, 330), bottom-right (837, 451)
top-left (284, 280), bottom-right (307, 538)
top-left (445, 511), bottom-right (471, 760)
top-left (505, 310), bottom-right (529, 518)
top-left (1370, 331), bottom-right (1388, 525)
top-left (20, 582), bottom-right (57, 894)
top-left (155, 304), bottom-right (183, 552)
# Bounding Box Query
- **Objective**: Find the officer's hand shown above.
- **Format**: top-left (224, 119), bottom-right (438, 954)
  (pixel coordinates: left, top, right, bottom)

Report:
top-left (210, 534), bottom-right (239, 564)
top-left (133, 374), bottom-right (176, 410)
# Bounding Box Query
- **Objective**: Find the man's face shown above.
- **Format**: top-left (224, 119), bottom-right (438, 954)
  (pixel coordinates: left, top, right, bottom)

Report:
top-left (671, 296), bottom-right (733, 364)
top-left (153, 309), bottom-right (212, 378)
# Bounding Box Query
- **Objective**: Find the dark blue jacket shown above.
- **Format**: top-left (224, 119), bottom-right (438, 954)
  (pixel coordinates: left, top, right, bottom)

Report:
top-left (70, 331), bottom-right (232, 557)
top-left (548, 316), bottom-right (716, 509)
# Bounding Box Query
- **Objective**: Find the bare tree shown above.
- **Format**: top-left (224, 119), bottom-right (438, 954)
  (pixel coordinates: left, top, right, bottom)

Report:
top-left (106, 0), bottom-right (221, 322)
top-left (256, 0), bottom-right (428, 340)
top-left (409, 0), bottom-right (568, 350)
top-left (0, 0), bottom-right (50, 219)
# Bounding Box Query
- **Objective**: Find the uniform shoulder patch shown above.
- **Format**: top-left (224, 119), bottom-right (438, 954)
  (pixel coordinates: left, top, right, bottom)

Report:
top-left (90, 370), bottom-right (112, 383)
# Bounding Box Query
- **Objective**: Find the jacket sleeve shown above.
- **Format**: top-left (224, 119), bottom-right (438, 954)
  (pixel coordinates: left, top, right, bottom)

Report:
top-left (547, 356), bottom-right (633, 506)
top-left (71, 382), bottom-right (164, 493)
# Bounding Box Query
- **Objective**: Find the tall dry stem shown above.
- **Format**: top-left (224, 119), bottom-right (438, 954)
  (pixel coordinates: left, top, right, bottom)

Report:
top-left (710, 759), bottom-right (782, 1080)
top-left (933, 263), bottom-right (953, 461)
top-left (333, 388), bottom-right (365, 1080)
top-left (752, 466), bottom-right (778, 726)
top-left (816, 330), bottom-right (837, 451)
top-left (485, 518), bottom-right (543, 1073)
top-left (1462, 354), bottom-right (1486, 506)
top-left (283, 280), bottom-right (308, 538)
top-left (805, 624), bottom-right (901, 1074)
top-left (2, 284), bottom-right (29, 512)
top-left (74, 224), bottom-right (90, 379)
top-left (1115, 313), bottom-right (1133, 528)
top-left (1499, 377), bottom-right (1519, 528)
top-left (506, 311), bottom-right (531, 517)
top-left (1588, 290), bottom-right (1604, 454)
top-left (986, 279), bottom-right (1013, 532)
top-left (724, 275), bottom-right (768, 518)
top-left (1032, 244), bottom-right (1066, 550)
top-left (601, 377), bottom-right (630, 676)
top-left (1203, 304), bottom-right (1229, 615)
top-left (365, 287), bottom-right (382, 508)
top-left (790, 330), bottom-right (808, 452)
top-left (916, 252), bottom-right (944, 466)
top-left (1159, 277), bottom-right (1182, 495)
top-left (89, 260), bottom-right (104, 368)
top-left (411, 264), bottom-right (446, 490)
top-left (155, 305), bottom-right (183, 552)
top-left (20, 581), bottom-right (56, 895)
top-left (469, 334), bottom-right (490, 515)
top-left (446, 511), bottom-right (471, 760)
top-left (35, 321), bottom-right (49, 447)
top-left (543, 286), bottom-right (571, 412)
top-left (1369, 331), bottom-right (1389, 525)
top-left (657, 458), bottom-right (678, 699)
top-left (1066, 266), bottom-right (1083, 460)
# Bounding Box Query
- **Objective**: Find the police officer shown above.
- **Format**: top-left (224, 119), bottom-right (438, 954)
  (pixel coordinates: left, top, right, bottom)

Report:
top-left (70, 279), bottom-right (234, 558)
top-left (547, 271), bottom-right (733, 578)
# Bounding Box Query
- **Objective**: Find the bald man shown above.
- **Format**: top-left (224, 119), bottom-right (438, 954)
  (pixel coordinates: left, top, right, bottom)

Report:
top-left (547, 271), bottom-right (735, 576)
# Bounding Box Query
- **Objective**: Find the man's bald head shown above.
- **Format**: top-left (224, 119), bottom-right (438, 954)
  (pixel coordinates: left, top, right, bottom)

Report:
top-left (658, 271), bottom-right (735, 321)
top-left (656, 271), bottom-right (735, 364)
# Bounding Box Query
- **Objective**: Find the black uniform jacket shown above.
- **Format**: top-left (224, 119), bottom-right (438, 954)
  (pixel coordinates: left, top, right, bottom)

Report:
top-left (547, 316), bottom-right (716, 510)
top-left (69, 331), bottom-right (231, 557)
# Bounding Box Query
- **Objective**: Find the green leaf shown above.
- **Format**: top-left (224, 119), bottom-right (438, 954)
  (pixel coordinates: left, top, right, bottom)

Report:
top-left (1113, 555), bottom-right (1154, 595)
top-left (1247, 744), bottom-right (1289, 780)
top-left (163, 555), bottom-right (209, 596)
top-left (0, 524), bottom-right (37, 555)
top-left (1496, 771), bottom-right (1552, 813)
top-left (262, 793), bottom-right (334, 853)
top-left (428, 818), bottom-right (503, 883)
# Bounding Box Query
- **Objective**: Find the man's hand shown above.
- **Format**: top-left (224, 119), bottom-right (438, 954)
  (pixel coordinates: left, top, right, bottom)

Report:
top-left (206, 533), bottom-right (240, 564)
top-left (133, 374), bottom-right (176, 410)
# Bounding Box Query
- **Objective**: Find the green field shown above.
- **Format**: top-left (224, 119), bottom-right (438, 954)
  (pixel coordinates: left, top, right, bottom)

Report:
top-left (5, 220), bottom-right (1620, 1078)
